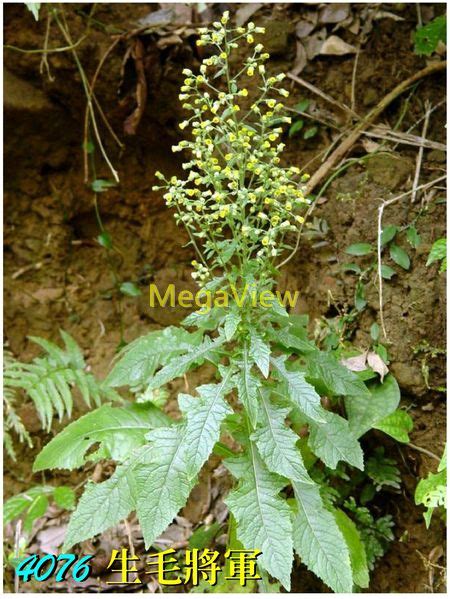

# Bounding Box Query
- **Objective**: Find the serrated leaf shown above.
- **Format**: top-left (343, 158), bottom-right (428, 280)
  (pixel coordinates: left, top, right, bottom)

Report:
top-left (251, 390), bottom-right (313, 484)
top-left (65, 376), bottom-right (232, 550)
top-left (33, 404), bottom-right (170, 471)
top-left (24, 494), bottom-right (48, 532)
top-left (271, 356), bottom-right (326, 423)
top-left (270, 326), bottom-right (316, 354)
top-left (333, 509), bottom-right (369, 588)
top-left (414, 15), bottom-right (446, 55)
top-left (345, 374), bottom-right (400, 438)
top-left (145, 335), bottom-right (225, 391)
top-left (106, 327), bottom-right (200, 388)
top-left (3, 486), bottom-right (52, 524)
top-left (225, 447), bottom-right (294, 590)
top-left (390, 244), bottom-right (410, 269)
top-left (236, 347), bottom-right (261, 427)
top-left (53, 486), bottom-right (76, 510)
top-left (223, 312), bottom-right (240, 341)
top-left (64, 461), bottom-right (137, 549)
top-left (375, 409), bottom-right (413, 443)
top-left (249, 332), bottom-right (270, 377)
top-left (307, 351), bottom-right (370, 398)
top-left (345, 243), bottom-right (373, 256)
top-left (381, 264), bottom-right (396, 279)
top-left (292, 482), bottom-right (353, 593)
top-left (380, 225), bottom-right (397, 246)
top-left (426, 238), bottom-right (446, 269)
top-left (25, 3), bottom-right (40, 20)
top-left (308, 411), bottom-right (364, 470)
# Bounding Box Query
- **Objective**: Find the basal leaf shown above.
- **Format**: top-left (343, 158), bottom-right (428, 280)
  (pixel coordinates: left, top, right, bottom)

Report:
top-left (64, 462), bottom-right (137, 550)
top-left (225, 446), bottom-right (294, 590)
top-left (345, 243), bottom-right (373, 256)
top-left (33, 404), bottom-right (170, 471)
top-left (307, 351), bottom-right (370, 398)
top-left (292, 482), bottom-right (353, 593)
top-left (375, 409), bottom-right (413, 443)
top-left (333, 508), bottom-right (369, 588)
top-left (251, 390), bottom-right (313, 484)
top-left (271, 356), bottom-right (326, 423)
top-left (345, 374), bottom-right (400, 438)
top-left (308, 411), bottom-right (364, 470)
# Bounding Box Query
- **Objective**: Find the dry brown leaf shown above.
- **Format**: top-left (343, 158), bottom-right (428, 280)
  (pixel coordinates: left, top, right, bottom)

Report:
top-left (305, 28), bottom-right (327, 60)
top-left (367, 351), bottom-right (389, 381)
top-left (341, 352), bottom-right (368, 372)
top-left (320, 35), bottom-right (357, 56)
top-left (374, 10), bottom-right (405, 22)
top-left (319, 3), bottom-right (350, 24)
top-left (292, 40), bottom-right (307, 75)
top-left (362, 138), bottom-right (382, 153)
top-left (235, 3), bottom-right (263, 27)
top-left (296, 19), bottom-right (316, 39)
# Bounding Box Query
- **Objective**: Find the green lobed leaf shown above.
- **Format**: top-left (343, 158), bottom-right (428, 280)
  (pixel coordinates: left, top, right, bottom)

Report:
top-left (225, 446), bottom-right (294, 591)
top-left (106, 327), bottom-right (200, 388)
top-left (33, 404), bottom-right (170, 471)
top-left (3, 486), bottom-right (52, 525)
top-left (426, 238), bottom-right (446, 270)
top-left (235, 347), bottom-right (261, 427)
top-left (292, 482), bottom-right (353, 593)
top-left (308, 411), bottom-right (364, 470)
top-left (249, 332), bottom-right (270, 378)
top-left (414, 15), bottom-right (446, 56)
top-left (333, 509), bottom-right (369, 588)
top-left (64, 461), bottom-right (137, 550)
top-left (223, 312), bottom-right (241, 341)
top-left (271, 356), bottom-right (326, 423)
top-left (307, 351), bottom-right (370, 398)
top-left (251, 390), bottom-right (313, 484)
top-left (345, 374), bottom-right (400, 438)
top-left (145, 335), bottom-right (225, 391)
top-left (53, 486), bottom-right (76, 510)
top-left (375, 409), bottom-right (413, 443)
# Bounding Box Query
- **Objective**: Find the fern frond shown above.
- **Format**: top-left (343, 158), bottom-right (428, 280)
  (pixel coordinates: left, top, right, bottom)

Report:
top-left (3, 332), bottom-right (119, 436)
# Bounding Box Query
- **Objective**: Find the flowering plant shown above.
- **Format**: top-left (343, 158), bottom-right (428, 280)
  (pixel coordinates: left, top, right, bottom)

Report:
top-left (34, 12), bottom-right (402, 593)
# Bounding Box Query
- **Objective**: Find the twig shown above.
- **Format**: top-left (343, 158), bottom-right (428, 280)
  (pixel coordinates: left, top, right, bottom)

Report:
top-left (363, 126), bottom-right (445, 151)
top-left (305, 61), bottom-right (446, 195)
top-left (351, 46), bottom-right (360, 113)
top-left (124, 518), bottom-right (135, 555)
top-left (83, 35), bottom-right (123, 183)
top-left (39, 11), bottom-right (55, 81)
top-left (411, 101), bottom-right (432, 203)
top-left (287, 72), bottom-right (358, 120)
top-left (407, 442), bottom-right (441, 462)
top-left (376, 176), bottom-right (446, 339)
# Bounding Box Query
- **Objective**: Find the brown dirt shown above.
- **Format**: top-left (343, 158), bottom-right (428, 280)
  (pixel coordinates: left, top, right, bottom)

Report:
top-left (3, 2), bottom-right (446, 593)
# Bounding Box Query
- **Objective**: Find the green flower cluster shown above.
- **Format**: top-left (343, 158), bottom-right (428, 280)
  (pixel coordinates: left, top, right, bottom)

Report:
top-left (153, 11), bottom-right (310, 284)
